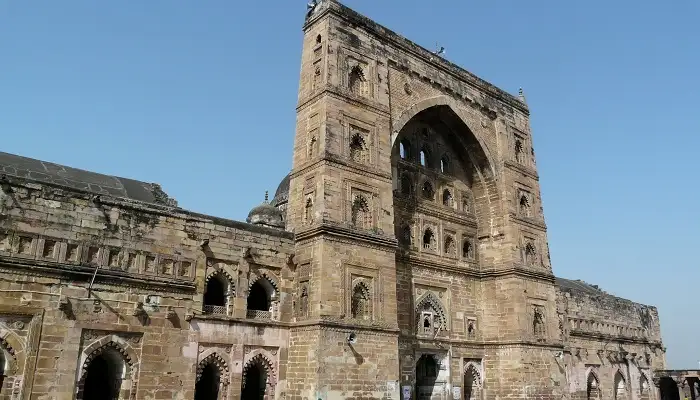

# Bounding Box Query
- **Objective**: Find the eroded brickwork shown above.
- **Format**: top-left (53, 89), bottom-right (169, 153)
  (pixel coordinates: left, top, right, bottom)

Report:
top-left (0, 0), bottom-right (668, 399)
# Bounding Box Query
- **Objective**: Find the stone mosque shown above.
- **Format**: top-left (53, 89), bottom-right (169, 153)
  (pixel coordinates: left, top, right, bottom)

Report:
top-left (0, 0), bottom-right (696, 399)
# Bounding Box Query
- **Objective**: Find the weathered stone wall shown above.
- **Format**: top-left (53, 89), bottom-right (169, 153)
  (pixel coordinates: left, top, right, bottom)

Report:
top-left (0, 178), bottom-right (295, 399)
top-left (557, 283), bottom-right (665, 400)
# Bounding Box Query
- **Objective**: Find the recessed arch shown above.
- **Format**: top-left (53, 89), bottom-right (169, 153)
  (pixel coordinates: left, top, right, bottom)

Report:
top-left (242, 351), bottom-right (277, 400)
top-left (414, 292), bottom-right (448, 335)
top-left (391, 96), bottom-right (497, 177)
top-left (195, 352), bottom-right (230, 400)
top-left (76, 335), bottom-right (139, 400)
top-left (391, 99), bottom-right (501, 242)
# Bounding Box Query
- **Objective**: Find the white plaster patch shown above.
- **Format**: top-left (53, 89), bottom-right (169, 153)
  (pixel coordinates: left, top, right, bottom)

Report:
top-left (182, 341), bottom-right (198, 359)
top-left (36, 198), bottom-right (61, 209)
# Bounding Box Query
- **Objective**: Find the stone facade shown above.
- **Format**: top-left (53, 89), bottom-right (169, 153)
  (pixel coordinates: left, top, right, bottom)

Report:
top-left (0, 1), bottom-right (673, 399)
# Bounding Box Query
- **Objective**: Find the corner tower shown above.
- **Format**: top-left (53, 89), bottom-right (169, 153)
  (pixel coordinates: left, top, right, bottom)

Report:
top-left (287, 1), bottom-right (561, 399)
top-left (285, 1), bottom-right (401, 398)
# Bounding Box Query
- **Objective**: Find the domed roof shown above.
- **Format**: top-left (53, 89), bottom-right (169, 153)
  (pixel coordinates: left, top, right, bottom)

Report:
top-left (270, 173), bottom-right (290, 207)
top-left (246, 191), bottom-right (284, 229)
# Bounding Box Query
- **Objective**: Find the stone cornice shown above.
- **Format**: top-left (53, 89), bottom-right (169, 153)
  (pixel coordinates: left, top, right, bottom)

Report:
top-left (569, 329), bottom-right (661, 346)
top-left (504, 160), bottom-right (540, 180)
top-left (295, 222), bottom-right (398, 251)
top-left (304, 1), bottom-right (528, 115)
top-left (394, 196), bottom-right (479, 229)
top-left (397, 334), bottom-right (565, 350)
top-left (398, 254), bottom-right (555, 283)
top-left (0, 256), bottom-right (196, 294)
top-left (510, 214), bottom-right (548, 231)
top-left (289, 155), bottom-right (393, 182)
top-left (191, 315), bottom-right (400, 335)
top-left (297, 86), bottom-right (390, 116)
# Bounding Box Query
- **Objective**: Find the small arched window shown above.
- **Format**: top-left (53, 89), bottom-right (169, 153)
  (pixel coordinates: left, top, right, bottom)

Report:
top-left (515, 139), bottom-right (525, 163)
top-left (519, 194), bottom-right (531, 216)
top-left (419, 148), bottom-right (430, 167)
top-left (442, 189), bottom-right (453, 207)
top-left (463, 240), bottom-right (474, 259)
top-left (399, 140), bottom-right (411, 160)
top-left (524, 242), bottom-right (537, 265)
top-left (348, 65), bottom-right (366, 95)
top-left (423, 228), bottom-right (435, 250)
top-left (351, 195), bottom-right (371, 229)
top-left (351, 282), bottom-right (371, 320)
top-left (349, 133), bottom-right (369, 163)
top-left (444, 236), bottom-right (455, 256)
top-left (422, 181), bottom-right (434, 200)
top-left (440, 156), bottom-right (449, 174)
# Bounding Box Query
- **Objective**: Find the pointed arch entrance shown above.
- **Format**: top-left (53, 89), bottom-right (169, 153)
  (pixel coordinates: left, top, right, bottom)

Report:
top-left (76, 339), bottom-right (137, 400)
top-left (194, 353), bottom-right (229, 400)
top-left (415, 354), bottom-right (439, 399)
top-left (463, 362), bottom-right (482, 400)
top-left (241, 353), bottom-right (275, 400)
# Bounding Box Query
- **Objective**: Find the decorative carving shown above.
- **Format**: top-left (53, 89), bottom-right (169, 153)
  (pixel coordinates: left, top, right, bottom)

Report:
top-left (533, 305), bottom-right (545, 337)
top-left (404, 81), bottom-right (413, 95)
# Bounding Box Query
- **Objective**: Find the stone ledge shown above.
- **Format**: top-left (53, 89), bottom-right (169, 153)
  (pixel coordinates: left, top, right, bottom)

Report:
top-left (295, 222), bottom-right (398, 250)
top-left (504, 160), bottom-right (540, 180)
top-left (0, 256), bottom-right (196, 293)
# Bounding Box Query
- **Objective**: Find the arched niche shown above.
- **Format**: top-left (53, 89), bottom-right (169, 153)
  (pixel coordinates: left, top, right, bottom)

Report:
top-left (76, 335), bottom-right (139, 400)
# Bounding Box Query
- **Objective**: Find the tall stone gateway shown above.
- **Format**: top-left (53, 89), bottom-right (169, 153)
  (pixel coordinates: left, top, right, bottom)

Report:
top-left (0, 0), bottom-right (669, 399)
top-left (287, 0), bottom-right (560, 398)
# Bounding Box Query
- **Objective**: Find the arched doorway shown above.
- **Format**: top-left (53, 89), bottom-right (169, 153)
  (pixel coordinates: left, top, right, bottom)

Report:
top-left (415, 354), bottom-right (438, 399)
top-left (247, 276), bottom-right (276, 319)
top-left (81, 347), bottom-right (125, 400)
top-left (586, 372), bottom-right (600, 400)
top-left (614, 371), bottom-right (629, 400)
top-left (194, 363), bottom-right (220, 400)
top-left (203, 274), bottom-right (229, 314)
top-left (241, 362), bottom-right (267, 400)
top-left (659, 377), bottom-right (680, 400)
top-left (463, 363), bottom-right (481, 400)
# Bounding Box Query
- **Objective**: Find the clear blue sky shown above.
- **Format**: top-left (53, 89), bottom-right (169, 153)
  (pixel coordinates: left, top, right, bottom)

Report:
top-left (1, 0), bottom-right (697, 368)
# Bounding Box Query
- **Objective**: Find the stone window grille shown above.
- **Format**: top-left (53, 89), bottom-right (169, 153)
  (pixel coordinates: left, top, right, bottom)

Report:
top-left (519, 193), bottom-right (531, 217)
top-left (444, 235), bottom-right (455, 256)
top-left (351, 195), bottom-right (371, 229)
top-left (524, 242), bottom-right (537, 265)
top-left (348, 65), bottom-right (367, 96)
top-left (349, 132), bottom-right (369, 163)
top-left (351, 282), bottom-right (371, 320)
top-left (442, 189), bottom-right (453, 207)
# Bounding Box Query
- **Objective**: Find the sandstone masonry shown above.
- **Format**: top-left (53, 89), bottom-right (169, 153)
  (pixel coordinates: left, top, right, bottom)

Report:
top-left (0, 1), bottom-right (675, 399)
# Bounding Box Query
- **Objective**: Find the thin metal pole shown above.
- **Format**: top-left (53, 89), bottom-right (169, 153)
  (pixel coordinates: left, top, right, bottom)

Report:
top-left (87, 264), bottom-right (99, 298)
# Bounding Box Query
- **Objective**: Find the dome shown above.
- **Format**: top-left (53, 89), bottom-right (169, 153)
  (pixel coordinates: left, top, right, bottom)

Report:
top-left (270, 173), bottom-right (290, 207)
top-left (246, 192), bottom-right (284, 229)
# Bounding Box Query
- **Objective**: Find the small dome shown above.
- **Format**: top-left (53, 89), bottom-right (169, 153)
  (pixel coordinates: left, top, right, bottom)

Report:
top-left (247, 191), bottom-right (284, 229)
top-left (270, 173), bottom-right (290, 207)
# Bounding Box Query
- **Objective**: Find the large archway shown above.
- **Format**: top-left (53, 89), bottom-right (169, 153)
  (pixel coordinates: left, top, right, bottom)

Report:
top-left (391, 104), bottom-right (498, 259)
top-left (80, 347), bottom-right (126, 400)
